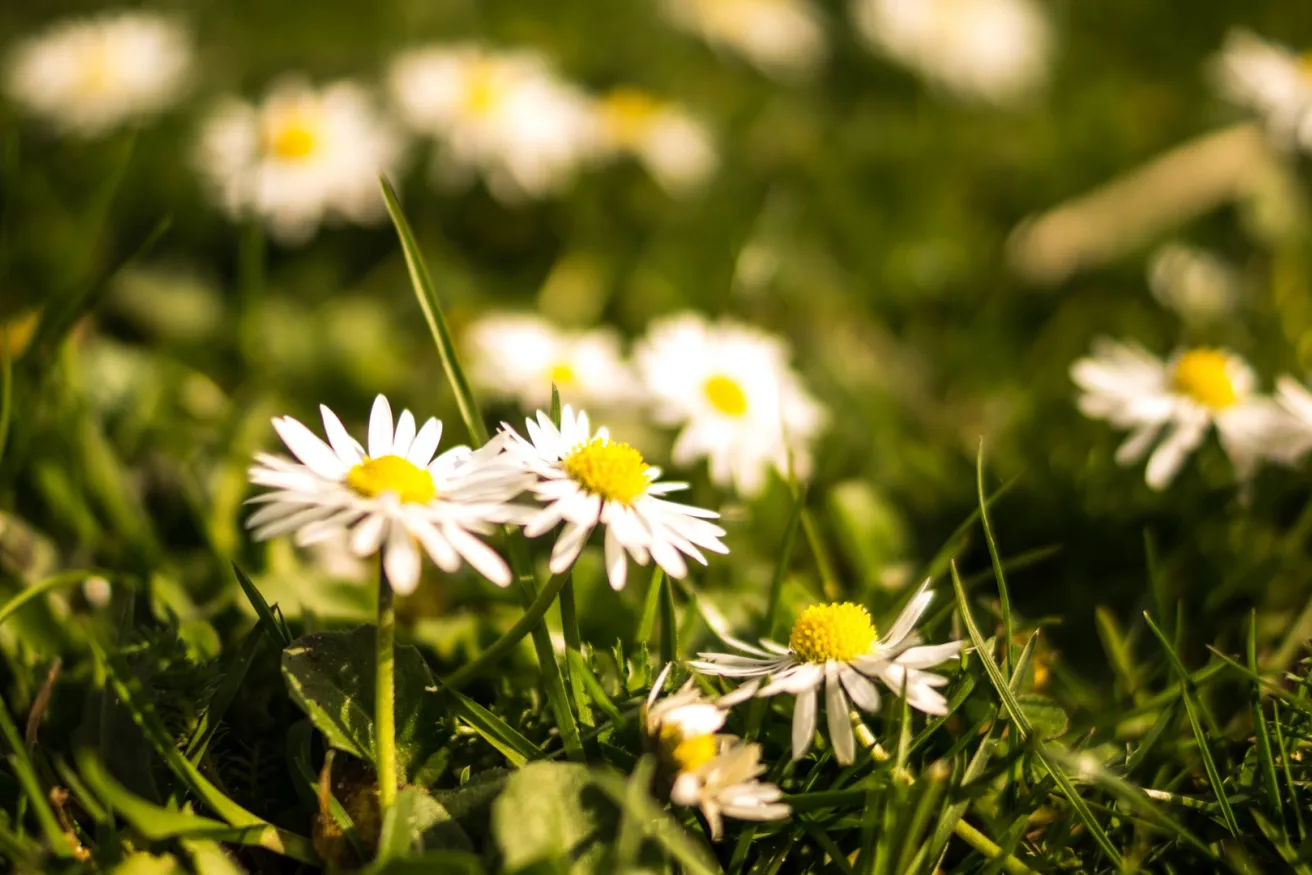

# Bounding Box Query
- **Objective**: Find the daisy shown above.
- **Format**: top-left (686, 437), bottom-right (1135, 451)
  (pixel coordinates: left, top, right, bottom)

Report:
top-left (660, 0), bottom-right (826, 80)
top-left (4, 10), bottom-right (190, 137)
top-left (247, 395), bottom-right (532, 594)
top-left (1272, 376), bottom-right (1312, 463)
top-left (1071, 339), bottom-right (1293, 489)
top-left (591, 88), bottom-right (717, 193)
top-left (690, 583), bottom-right (964, 764)
top-left (853, 0), bottom-right (1050, 104)
top-left (196, 78), bottom-right (405, 243)
top-left (388, 44), bottom-right (596, 201)
top-left (634, 313), bottom-right (825, 497)
top-left (1213, 30), bottom-right (1312, 152)
top-left (502, 405), bottom-right (728, 590)
top-left (644, 667), bottom-right (788, 841)
top-left (464, 313), bottom-right (636, 411)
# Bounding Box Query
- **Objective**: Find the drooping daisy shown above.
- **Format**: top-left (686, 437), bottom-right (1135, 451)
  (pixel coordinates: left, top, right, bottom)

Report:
top-left (196, 78), bottom-right (405, 243)
top-left (634, 313), bottom-right (825, 497)
top-left (660, 0), bottom-right (826, 80)
top-left (388, 44), bottom-right (596, 201)
top-left (4, 11), bottom-right (190, 137)
top-left (1213, 30), bottom-right (1312, 153)
top-left (644, 667), bottom-right (789, 841)
top-left (691, 583), bottom-right (964, 764)
top-left (247, 395), bottom-right (532, 594)
top-left (464, 314), bottom-right (636, 411)
top-left (591, 88), bottom-right (717, 193)
top-left (1071, 340), bottom-right (1293, 489)
top-left (1147, 243), bottom-right (1240, 325)
top-left (502, 406), bottom-right (728, 590)
top-left (853, 0), bottom-right (1050, 104)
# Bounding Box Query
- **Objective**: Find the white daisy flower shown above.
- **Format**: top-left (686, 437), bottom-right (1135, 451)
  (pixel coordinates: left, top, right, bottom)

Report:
top-left (388, 44), bottom-right (596, 201)
top-left (853, 0), bottom-right (1051, 105)
top-left (1071, 340), bottom-right (1293, 489)
top-left (4, 11), bottom-right (190, 138)
top-left (660, 0), bottom-right (826, 80)
top-left (690, 584), bottom-right (964, 764)
top-left (196, 78), bottom-right (405, 243)
top-left (591, 88), bottom-right (717, 193)
top-left (1272, 376), bottom-right (1312, 464)
top-left (1213, 30), bottom-right (1312, 152)
top-left (643, 667), bottom-right (788, 841)
top-left (1147, 243), bottom-right (1240, 325)
top-left (502, 405), bottom-right (728, 591)
top-left (464, 313), bottom-right (636, 411)
top-left (634, 313), bottom-right (825, 497)
top-left (247, 395), bottom-right (532, 594)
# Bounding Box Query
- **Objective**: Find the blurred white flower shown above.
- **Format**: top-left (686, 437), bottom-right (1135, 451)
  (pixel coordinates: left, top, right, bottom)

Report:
top-left (644, 666), bottom-right (788, 841)
top-left (634, 313), bottom-right (825, 497)
top-left (1071, 340), bottom-right (1294, 489)
top-left (1273, 376), bottom-right (1312, 463)
top-left (853, 0), bottom-right (1051, 104)
top-left (82, 576), bottom-right (113, 609)
top-left (591, 88), bottom-right (717, 193)
top-left (1213, 30), bottom-right (1312, 152)
top-left (692, 583), bottom-right (964, 764)
top-left (248, 395), bottom-right (532, 594)
top-left (464, 313), bottom-right (636, 411)
top-left (196, 78), bottom-right (405, 244)
top-left (661, 0), bottom-right (826, 80)
top-left (388, 44), bottom-right (596, 201)
top-left (501, 406), bottom-right (729, 591)
top-left (4, 11), bottom-right (190, 137)
top-left (1147, 243), bottom-right (1241, 324)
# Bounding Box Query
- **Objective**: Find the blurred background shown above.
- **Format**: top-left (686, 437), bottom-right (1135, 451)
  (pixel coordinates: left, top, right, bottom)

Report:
top-left (4, 0), bottom-right (1312, 690)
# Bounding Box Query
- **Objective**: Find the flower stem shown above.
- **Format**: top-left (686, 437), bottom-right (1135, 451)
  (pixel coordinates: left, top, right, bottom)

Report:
top-left (375, 562), bottom-right (397, 814)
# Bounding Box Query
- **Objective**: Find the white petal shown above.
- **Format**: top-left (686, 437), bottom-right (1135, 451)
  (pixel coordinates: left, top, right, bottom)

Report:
top-left (840, 666), bottom-right (881, 712)
top-left (384, 525), bottom-right (421, 595)
top-left (605, 527), bottom-right (629, 590)
top-left (273, 417), bottom-right (347, 479)
top-left (895, 641), bottom-right (965, 670)
top-left (548, 522), bottom-right (593, 573)
top-left (1144, 412), bottom-right (1208, 490)
top-left (392, 411), bottom-right (417, 459)
top-left (407, 419), bottom-right (444, 468)
top-left (369, 395), bottom-right (394, 458)
top-left (350, 513), bottom-right (387, 556)
top-left (825, 663), bottom-right (855, 765)
top-left (445, 524), bottom-right (513, 586)
top-left (410, 518), bottom-right (461, 572)
top-left (882, 582), bottom-right (933, 650)
top-left (320, 405), bottom-right (364, 467)
top-left (791, 687), bottom-right (817, 761)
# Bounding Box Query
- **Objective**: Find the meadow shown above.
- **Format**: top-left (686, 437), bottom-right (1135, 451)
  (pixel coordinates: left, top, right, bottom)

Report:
top-left (3, 1), bottom-right (1312, 872)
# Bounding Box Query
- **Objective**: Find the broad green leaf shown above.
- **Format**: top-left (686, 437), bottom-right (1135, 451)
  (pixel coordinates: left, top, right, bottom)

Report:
top-left (182, 839), bottom-right (246, 875)
top-left (1014, 694), bottom-right (1069, 740)
top-left (490, 763), bottom-right (616, 874)
top-left (377, 786), bottom-right (474, 862)
top-left (281, 626), bottom-right (447, 783)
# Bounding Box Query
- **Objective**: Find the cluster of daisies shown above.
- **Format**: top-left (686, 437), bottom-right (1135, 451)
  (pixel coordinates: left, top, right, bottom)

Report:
top-left (1072, 341), bottom-right (1312, 490)
top-left (247, 388), bottom-right (963, 834)
top-left (1214, 29), bottom-right (1312, 154)
top-left (464, 310), bottom-right (825, 498)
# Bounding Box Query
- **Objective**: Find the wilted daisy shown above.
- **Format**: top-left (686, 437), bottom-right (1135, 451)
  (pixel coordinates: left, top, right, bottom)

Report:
top-left (691, 583), bottom-right (964, 764)
top-left (1213, 30), bottom-right (1312, 152)
top-left (591, 88), bottom-right (717, 193)
top-left (196, 78), bottom-right (405, 243)
top-left (502, 406), bottom-right (728, 590)
top-left (853, 0), bottom-right (1051, 104)
top-left (464, 314), bottom-right (636, 411)
top-left (388, 44), bottom-right (595, 200)
top-left (644, 667), bottom-right (788, 841)
top-left (1071, 339), bottom-right (1293, 489)
top-left (635, 313), bottom-right (825, 497)
top-left (247, 395), bottom-right (532, 594)
top-left (660, 0), bottom-right (826, 80)
top-left (5, 11), bottom-right (190, 137)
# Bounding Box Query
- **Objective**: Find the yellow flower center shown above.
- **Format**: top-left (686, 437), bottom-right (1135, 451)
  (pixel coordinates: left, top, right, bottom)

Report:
top-left (1171, 348), bottom-right (1237, 409)
top-left (562, 437), bottom-right (651, 505)
top-left (263, 113), bottom-right (320, 161)
top-left (659, 724), bottom-right (718, 773)
top-left (789, 603), bottom-right (878, 663)
top-left (77, 43), bottom-right (116, 96)
top-left (464, 60), bottom-right (506, 115)
top-left (601, 88), bottom-right (662, 146)
top-left (345, 455), bottom-right (437, 504)
top-left (548, 362), bottom-right (577, 387)
top-left (703, 375), bottom-right (748, 417)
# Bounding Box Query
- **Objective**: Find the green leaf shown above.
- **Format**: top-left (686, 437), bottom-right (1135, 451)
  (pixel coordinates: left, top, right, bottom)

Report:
top-left (281, 626), bottom-right (447, 783)
top-left (441, 684), bottom-right (542, 765)
top-left (376, 786), bottom-right (475, 862)
top-left (110, 852), bottom-right (184, 875)
top-left (1014, 694), bottom-right (1069, 740)
top-left (182, 839), bottom-right (246, 875)
top-left (490, 763), bottom-right (616, 874)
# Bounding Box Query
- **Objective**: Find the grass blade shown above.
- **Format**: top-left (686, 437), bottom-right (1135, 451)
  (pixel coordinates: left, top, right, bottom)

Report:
top-left (976, 443), bottom-right (1012, 676)
top-left (232, 562), bottom-right (291, 648)
top-left (441, 572), bottom-right (570, 689)
top-left (439, 685), bottom-right (542, 765)
top-left (660, 569), bottom-right (679, 664)
top-left (765, 485), bottom-right (806, 637)
top-left (1248, 610), bottom-right (1285, 827)
top-left (0, 686), bottom-right (70, 856)
top-left (637, 567), bottom-right (664, 644)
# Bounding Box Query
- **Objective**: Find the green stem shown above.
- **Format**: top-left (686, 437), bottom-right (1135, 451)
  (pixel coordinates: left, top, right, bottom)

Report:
top-left (375, 564), bottom-right (397, 814)
top-left (559, 574), bottom-right (593, 726)
top-left (441, 572), bottom-right (570, 689)
top-left (952, 819), bottom-right (1034, 875)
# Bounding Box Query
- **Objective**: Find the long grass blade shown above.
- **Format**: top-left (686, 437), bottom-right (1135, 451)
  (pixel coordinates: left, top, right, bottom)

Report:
top-left (441, 572), bottom-right (570, 689)
top-left (0, 687), bottom-right (70, 856)
top-left (976, 443), bottom-right (1012, 676)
